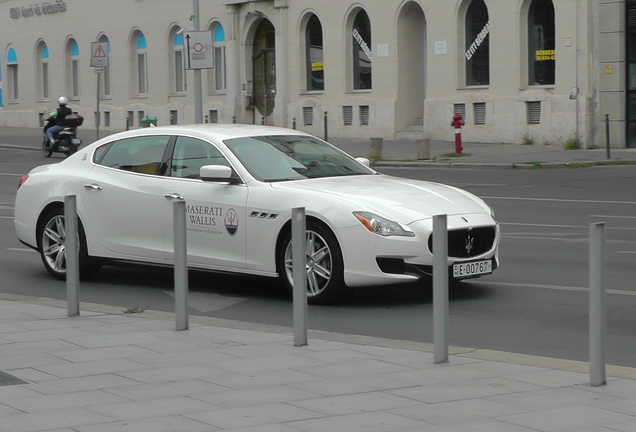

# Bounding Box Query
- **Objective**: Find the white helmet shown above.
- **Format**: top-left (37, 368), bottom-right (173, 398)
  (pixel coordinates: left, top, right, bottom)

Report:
top-left (57, 96), bottom-right (68, 105)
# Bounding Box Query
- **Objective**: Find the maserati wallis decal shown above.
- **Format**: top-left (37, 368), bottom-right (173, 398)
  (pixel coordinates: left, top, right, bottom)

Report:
top-left (186, 204), bottom-right (223, 235)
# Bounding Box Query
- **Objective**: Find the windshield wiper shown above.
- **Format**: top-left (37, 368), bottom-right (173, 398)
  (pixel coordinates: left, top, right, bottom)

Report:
top-left (262, 177), bottom-right (303, 182)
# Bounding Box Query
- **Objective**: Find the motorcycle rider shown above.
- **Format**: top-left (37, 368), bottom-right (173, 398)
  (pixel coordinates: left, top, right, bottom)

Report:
top-left (45, 96), bottom-right (73, 147)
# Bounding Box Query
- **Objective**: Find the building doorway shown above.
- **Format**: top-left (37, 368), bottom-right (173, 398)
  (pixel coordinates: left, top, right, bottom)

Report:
top-left (252, 19), bottom-right (276, 124)
top-left (396, 2), bottom-right (426, 134)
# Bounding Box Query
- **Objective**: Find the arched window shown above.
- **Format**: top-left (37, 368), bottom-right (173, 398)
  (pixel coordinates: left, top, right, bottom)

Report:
top-left (37, 41), bottom-right (50, 101)
top-left (170, 27), bottom-right (186, 94)
top-left (98, 35), bottom-right (111, 97)
top-left (305, 14), bottom-right (324, 91)
top-left (465, 0), bottom-right (490, 86)
top-left (352, 10), bottom-right (372, 90)
top-left (66, 39), bottom-right (80, 98)
top-left (206, 23), bottom-right (226, 94)
top-left (528, 0), bottom-right (555, 85)
top-left (132, 30), bottom-right (148, 96)
top-left (213, 24), bottom-right (226, 92)
top-left (6, 46), bottom-right (18, 101)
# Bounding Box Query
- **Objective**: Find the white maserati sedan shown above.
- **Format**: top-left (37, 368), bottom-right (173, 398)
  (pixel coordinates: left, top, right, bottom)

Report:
top-left (14, 124), bottom-right (499, 304)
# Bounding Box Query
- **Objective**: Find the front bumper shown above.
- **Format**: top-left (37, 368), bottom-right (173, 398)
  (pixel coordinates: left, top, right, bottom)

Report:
top-left (339, 214), bottom-right (500, 287)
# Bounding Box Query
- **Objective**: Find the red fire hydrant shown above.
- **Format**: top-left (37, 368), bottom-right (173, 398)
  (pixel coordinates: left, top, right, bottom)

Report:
top-left (450, 113), bottom-right (465, 154)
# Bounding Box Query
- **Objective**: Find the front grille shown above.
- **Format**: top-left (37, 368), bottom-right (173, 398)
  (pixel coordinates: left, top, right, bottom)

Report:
top-left (428, 226), bottom-right (496, 258)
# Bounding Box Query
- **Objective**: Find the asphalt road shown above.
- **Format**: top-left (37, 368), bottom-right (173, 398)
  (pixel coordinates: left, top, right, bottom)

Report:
top-left (3, 146), bottom-right (636, 367)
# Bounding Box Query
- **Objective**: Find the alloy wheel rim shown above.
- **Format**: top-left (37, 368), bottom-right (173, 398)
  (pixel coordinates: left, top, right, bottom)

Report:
top-left (42, 215), bottom-right (67, 273)
top-left (284, 230), bottom-right (333, 297)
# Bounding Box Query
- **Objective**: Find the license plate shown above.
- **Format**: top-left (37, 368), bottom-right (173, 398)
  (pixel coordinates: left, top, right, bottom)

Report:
top-left (453, 260), bottom-right (492, 278)
top-left (71, 139), bottom-right (81, 144)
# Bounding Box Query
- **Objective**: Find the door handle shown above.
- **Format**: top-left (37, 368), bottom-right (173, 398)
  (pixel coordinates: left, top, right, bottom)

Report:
top-left (83, 184), bottom-right (103, 191)
top-left (164, 193), bottom-right (185, 201)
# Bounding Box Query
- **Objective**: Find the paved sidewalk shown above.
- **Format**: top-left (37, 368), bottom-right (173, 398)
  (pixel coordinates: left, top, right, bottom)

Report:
top-left (1, 294), bottom-right (636, 432)
top-left (3, 126), bottom-right (636, 168)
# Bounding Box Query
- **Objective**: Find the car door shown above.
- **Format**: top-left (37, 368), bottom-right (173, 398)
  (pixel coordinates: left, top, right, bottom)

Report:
top-left (80, 135), bottom-right (172, 260)
top-left (162, 136), bottom-right (247, 269)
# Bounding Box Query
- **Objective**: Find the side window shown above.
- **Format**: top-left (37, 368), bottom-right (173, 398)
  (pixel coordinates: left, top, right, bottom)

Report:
top-left (170, 136), bottom-right (229, 179)
top-left (95, 135), bottom-right (171, 175)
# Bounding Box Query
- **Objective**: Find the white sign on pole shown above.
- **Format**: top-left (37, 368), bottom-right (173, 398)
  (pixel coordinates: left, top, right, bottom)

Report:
top-left (90, 42), bottom-right (109, 67)
top-left (185, 31), bottom-right (214, 70)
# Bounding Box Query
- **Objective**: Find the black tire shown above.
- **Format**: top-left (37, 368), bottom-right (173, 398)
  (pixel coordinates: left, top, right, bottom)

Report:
top-left (67, 139), bottom-right (78, 156)
top-left (37, 207), bottom-right (101, 280)
top-left (277, 220), bottom-right (349, 305)
top-left (42, 137), bottom-right (52, 157)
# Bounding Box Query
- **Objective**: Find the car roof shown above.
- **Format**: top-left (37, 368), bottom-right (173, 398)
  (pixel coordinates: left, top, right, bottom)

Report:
top-left (108, 124), bottom-right (312, 142)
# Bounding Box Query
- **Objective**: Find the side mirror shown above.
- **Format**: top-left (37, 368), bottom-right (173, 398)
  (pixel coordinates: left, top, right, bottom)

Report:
top-left (200, 165), bottom-right (240, 184)
top-left (356, 157), bottom-right (371, 167)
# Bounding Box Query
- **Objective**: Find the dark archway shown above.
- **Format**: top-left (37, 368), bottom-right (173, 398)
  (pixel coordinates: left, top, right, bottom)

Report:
top-left (252, 19), bottom-right (276, 119)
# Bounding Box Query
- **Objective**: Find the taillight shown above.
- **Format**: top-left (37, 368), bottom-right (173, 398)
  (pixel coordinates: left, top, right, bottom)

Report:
top-left (17, 175), bottom-right (29, 189)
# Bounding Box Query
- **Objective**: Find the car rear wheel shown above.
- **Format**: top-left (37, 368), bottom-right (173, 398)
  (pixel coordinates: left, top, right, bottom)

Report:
top-left (278, 221), bottom-right (349, 304)
top-left (38, 207), bottom-right (100, 280)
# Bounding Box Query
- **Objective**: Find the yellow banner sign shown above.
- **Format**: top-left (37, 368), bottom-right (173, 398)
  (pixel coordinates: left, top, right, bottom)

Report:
top-left (536, 49), bottom-right (555, 61)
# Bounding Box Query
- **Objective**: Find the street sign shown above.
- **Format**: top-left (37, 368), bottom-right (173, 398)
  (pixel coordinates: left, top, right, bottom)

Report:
top-left (185, 31), bottom-right (214, 70)
top-left (90, 42), bottom-right (109, 67)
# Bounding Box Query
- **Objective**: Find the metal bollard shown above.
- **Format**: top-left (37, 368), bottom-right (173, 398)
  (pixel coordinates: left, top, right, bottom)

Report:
top-left (292, 207), bottom-right (308, 346)
top-left (293, 117), bottom-right (296, 130)
top-left (417, 138), bottom-right (430, 160)
top-left (433, 214), bottom-right (449, 364)
top-left (173, 199), bottom-right (189, 331)
top-left (589, 222), bottom-right (606, 386)
top-left (65, 195), bottom-right (80, 317)
top-left (369, 138), bottom-right (383, 160)
top-left (323, 111), bottom-right (328, 141)
top-left (605, 114), bottom-right (611, 159)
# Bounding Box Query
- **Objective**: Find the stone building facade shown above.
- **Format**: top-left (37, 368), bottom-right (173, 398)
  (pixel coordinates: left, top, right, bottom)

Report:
top-left (0, 0), bottom-right (630, 148)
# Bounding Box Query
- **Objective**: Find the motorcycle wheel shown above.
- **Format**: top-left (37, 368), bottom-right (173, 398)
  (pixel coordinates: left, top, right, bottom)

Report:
top-left (42, 137), bottom-right (52, 157)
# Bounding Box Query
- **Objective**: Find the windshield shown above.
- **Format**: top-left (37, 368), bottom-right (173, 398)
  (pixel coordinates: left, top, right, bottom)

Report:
top-left (225, 135), bottom-right (374, 182)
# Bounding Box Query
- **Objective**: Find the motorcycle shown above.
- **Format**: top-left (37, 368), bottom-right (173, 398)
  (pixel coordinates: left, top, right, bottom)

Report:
top-left (42, 112), bottom-right (84, 157)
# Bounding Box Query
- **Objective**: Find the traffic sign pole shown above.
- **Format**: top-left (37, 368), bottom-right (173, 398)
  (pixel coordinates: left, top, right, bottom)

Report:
top-left (90, 42), bottom-right (108, 139)
top-left (193, 0), bottom-right (202, 124)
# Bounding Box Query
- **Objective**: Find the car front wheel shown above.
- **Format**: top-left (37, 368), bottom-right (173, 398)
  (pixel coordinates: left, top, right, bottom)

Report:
top-left (38, 207), bottom-right (100, 280)
top-left (278, 221), bottom-right (348, 304)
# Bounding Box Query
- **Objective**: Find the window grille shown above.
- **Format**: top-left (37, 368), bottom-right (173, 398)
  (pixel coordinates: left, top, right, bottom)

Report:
top-left (473, 102), bottom-right (486, 125)
top-left (629, 8), bottom-right (636, 28)
top-left (209, 110), bottom-right (218, 123)
top-left (359, 105), bottom-right (370, 126)
top-left (343, 106), bottom-right (353, 125)
top-left (453, 103), bottom-right (466, 119)
top-left (170, 110), bottom-right (178, 125)
top-left (127, 111), bottom-right (134, 129)
top-left (138, 111), bottom-right (145, 127)
top-left (104, 111), bottom-right (111, 127)
top-left (527, 101), bottom-right (541, 124)
top-left (303, 107), bottom-right (314, 126)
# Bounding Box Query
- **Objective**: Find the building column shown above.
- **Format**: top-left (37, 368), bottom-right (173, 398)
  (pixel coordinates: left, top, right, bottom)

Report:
top-left (226, 4), bottom-right (242, 123)
top-left (274, 0), bottom-right (288, 127)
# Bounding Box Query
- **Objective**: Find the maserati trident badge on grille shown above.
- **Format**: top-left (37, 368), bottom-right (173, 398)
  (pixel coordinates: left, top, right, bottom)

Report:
top-left (465, 235), bottom-right (474, 254)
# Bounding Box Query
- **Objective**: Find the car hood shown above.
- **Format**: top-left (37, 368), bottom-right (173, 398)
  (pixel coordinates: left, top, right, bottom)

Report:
top-left (271, 175), bottom-right (490, 224)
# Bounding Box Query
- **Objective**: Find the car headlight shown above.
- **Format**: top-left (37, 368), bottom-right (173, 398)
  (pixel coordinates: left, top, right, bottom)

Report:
top-left (488, 205), bottom-right (497, 222)
top-left (353, 211), bottom-right (415, 237)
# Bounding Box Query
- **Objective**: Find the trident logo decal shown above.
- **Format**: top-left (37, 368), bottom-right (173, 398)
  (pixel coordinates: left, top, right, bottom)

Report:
top-left (465, 235), bottom-right (474, 254)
